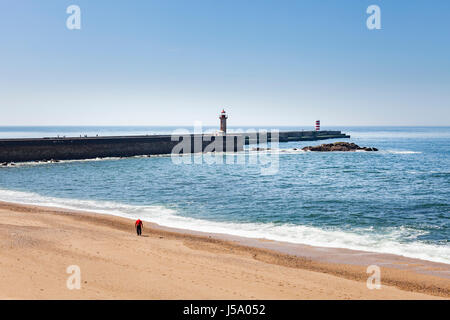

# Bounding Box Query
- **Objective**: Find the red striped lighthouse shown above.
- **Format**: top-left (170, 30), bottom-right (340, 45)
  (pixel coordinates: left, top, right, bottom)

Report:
top-left (315, 120), bottom-right (320, 131)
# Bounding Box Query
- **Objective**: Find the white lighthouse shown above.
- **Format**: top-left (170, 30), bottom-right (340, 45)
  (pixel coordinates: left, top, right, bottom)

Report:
top-left (219, 109), bottom-right (228, 134)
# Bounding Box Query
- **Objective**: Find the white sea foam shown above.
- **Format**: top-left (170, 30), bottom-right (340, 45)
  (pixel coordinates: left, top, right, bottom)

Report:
top-left (0, 188), bottom-right (448, 264)
top-left (1, 148), bottom-right (421, 170)
top-left (384, 150), bottom-right (422, 154)
top-left (0, 154), bottom-right (175, 167)
top-left (3, 157), bottom-right (122, 167)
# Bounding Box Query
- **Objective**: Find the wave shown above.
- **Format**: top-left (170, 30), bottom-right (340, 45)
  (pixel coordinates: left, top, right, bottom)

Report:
top-left (1, 157), bottom-right (121, 167)
top-left (383, 150), bottom-right (422, 154)
top-left (0, 148), bottom-right (305, 168)
top-left (0, 188), bottom-right (448, 264)
top-left (0, 154), bottom-right (176, 167)
top-left (0, 147), bottom-right (424, 170)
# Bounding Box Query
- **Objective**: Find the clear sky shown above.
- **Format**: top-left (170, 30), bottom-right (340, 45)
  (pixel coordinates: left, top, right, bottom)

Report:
top-left (1, 0), bottom-right (449, 126)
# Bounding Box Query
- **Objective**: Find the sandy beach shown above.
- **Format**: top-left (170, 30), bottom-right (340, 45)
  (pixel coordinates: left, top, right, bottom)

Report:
top-left (0, 201), bottom-right (448, 300)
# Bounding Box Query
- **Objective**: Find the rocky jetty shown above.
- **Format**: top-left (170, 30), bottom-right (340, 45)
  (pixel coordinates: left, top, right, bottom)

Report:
top-left (302, 142), bottom-right (378, 152)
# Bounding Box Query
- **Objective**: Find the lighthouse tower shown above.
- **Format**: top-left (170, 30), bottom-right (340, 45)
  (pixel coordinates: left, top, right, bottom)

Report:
top-left (219, 109), bottom-right (228, 134)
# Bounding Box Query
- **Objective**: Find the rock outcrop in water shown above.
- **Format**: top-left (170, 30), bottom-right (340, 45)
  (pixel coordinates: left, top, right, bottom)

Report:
top-left (302, 142), bottom-right (378, 152)
top-left (251, 147), bottom-right (271, 151)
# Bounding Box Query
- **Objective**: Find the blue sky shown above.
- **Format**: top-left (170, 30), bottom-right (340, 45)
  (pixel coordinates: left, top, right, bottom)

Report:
top-left (0, 1), bottom-right (449, 126)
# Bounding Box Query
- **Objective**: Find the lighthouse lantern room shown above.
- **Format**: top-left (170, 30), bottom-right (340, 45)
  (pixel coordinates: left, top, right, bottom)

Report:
top-left (219, 109), bottom-right (228, 134)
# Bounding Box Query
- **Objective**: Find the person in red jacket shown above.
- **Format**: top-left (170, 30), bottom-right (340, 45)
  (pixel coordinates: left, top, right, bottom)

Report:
top-left (135, 219), bottom-right (143, 236)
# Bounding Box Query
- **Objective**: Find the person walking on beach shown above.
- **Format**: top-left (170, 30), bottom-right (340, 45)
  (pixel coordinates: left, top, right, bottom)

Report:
top-left (135, 219), bottom-right (143, 236)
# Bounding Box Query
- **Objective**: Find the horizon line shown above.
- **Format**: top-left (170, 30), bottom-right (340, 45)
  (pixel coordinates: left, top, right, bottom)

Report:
top-left (0, 124), bottom-right (449, 128)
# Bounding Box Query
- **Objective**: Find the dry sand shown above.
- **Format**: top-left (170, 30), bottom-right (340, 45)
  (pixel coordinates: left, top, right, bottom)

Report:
top-left (0, 201), bottom-right (448, 300)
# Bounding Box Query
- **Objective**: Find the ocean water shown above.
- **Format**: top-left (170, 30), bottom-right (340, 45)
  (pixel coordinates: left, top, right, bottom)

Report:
top-left (0, 126), bottom-right (449, 264)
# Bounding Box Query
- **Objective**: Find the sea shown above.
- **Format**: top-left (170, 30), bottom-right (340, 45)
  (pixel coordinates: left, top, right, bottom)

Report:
top-left (0, 126), bottom-right (449, 264)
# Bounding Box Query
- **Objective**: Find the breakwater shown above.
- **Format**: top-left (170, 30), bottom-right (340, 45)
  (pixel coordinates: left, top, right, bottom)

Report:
top-left (0, 130), bottom-right (349, 163)
top-left (243, 130), bottom-right (350, 143)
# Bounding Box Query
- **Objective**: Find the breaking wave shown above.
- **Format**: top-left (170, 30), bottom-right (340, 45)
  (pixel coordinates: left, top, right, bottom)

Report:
top-left (0, 188), bottom-right (448, 264)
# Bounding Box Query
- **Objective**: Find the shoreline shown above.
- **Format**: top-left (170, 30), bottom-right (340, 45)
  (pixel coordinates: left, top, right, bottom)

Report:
top-left (0, 189), bottom-right (446, 265)
top-left (0, 200), bottom-right (449, 299)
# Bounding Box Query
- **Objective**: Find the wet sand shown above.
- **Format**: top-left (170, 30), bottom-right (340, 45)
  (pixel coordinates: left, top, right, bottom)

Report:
top-left (0, 201), bottom-right (448, 299)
